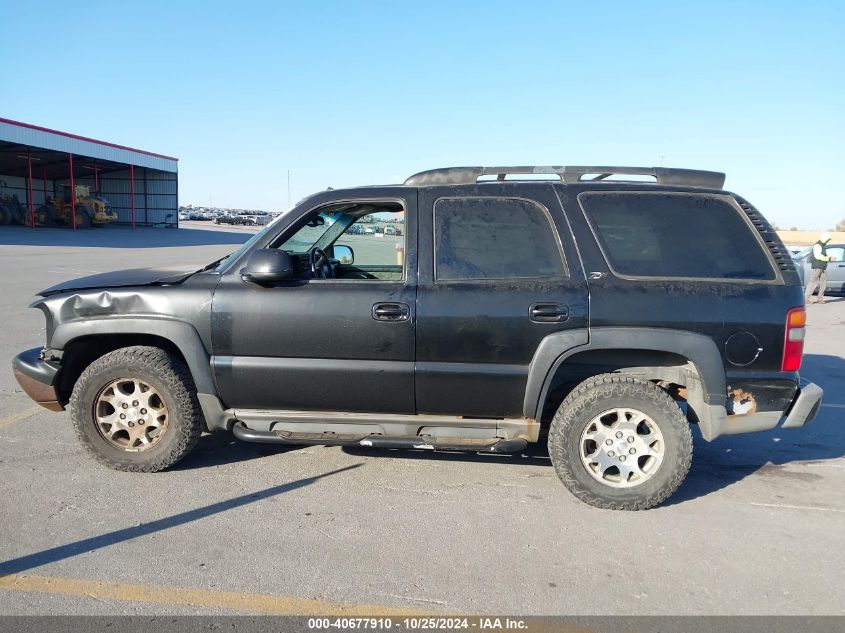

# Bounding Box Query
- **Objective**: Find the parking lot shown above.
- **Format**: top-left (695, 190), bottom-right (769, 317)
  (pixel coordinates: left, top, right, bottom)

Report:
top-left (0, 224), bottom-right (843, 616)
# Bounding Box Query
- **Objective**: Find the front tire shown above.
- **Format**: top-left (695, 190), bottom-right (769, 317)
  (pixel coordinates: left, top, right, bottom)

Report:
top-left (70, 346), bottom-right (204, 472)
top-left (74, 206), bottom-right (92, 228)
top-left (548, 374), bottom-right (692, 510)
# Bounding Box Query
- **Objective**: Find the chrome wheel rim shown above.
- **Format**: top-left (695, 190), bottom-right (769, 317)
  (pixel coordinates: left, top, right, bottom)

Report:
top-left (579, 408), bottom-right (665, 488)
top-left (94, 378), bottom-right (169, 451)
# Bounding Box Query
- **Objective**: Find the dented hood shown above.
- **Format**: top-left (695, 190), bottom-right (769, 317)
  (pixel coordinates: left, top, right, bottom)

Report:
top-left (38, 267), bottom-right (197, 297)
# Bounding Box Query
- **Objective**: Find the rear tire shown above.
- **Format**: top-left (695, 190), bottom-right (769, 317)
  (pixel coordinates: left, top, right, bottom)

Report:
top-left (0, 204), bottom-right (11, 225)
top-left (70, 346), bottom-right (204, 472)
top-left (548, 373), bottom-right (692, 510)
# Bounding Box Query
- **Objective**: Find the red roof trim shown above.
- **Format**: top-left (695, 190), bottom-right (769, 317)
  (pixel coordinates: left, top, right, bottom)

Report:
top-left (0, 117), bottom-right (179, 162)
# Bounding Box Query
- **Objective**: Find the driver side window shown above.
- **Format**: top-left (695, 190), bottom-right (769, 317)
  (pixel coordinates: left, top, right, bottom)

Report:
top-left (275, 202), bottom-right (406, 281)
top-left (334, 210), bottom-right (405, 281)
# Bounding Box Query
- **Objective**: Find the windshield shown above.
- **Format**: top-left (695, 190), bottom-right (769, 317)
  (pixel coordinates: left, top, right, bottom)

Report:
top-left (207, 212), bottom-right (286, 272)
top-left (278, 212), bottom-right (342, 252)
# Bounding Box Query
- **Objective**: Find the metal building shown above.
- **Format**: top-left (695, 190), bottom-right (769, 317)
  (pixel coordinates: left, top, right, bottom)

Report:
top-left (0, 117), bottom-right (178, 229)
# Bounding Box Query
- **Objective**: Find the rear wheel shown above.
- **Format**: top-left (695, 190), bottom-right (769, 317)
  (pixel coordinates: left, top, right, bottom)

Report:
top-left (0, 203), bottom-right (11, 225)
top-left (548, 373), bottom-right (692, 510)
top-left (70, 346), bottom-right (204, 472)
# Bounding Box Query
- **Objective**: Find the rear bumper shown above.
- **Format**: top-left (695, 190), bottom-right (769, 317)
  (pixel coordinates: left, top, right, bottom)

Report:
top-left (781, 381), bottom-right (823, 429)
top-left (12, 347), bottom-right (64, 411)
top-left (708, 380), bottom-right (823, 439)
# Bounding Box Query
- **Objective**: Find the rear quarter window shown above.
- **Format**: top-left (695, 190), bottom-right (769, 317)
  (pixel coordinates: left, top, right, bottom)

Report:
top-left (579, 192), bottom-right (776, 281)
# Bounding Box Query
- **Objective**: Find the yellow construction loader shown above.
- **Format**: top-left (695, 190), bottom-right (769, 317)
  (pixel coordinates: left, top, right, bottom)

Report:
top-left (36, 184), bottom-right (118, 228)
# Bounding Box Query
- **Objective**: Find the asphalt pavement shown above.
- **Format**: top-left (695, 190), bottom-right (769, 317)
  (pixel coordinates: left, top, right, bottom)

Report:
top-left (0, 224), bottom-right (843, 615)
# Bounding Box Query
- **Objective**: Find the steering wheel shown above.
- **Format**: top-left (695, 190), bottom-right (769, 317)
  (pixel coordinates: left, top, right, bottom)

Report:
top-left (309, 247), bottom-right (334, 279)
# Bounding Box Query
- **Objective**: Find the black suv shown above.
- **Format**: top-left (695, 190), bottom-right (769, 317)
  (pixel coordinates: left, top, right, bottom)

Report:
top-left (13, 166), bottom-right (823, 510)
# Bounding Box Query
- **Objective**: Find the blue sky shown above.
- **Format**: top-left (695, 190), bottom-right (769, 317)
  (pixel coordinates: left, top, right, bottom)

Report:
top-left (3, 1), bottom-right (843, 228)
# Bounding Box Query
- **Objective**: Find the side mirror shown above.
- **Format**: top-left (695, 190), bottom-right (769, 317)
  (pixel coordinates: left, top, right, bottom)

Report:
top-left (241, 249), bottom-right (294, 283)
top-left (334, 244), bottom-right (354, 265)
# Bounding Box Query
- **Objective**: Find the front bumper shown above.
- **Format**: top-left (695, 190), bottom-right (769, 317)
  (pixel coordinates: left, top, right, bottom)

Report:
top-left (12, 347), bottom-right (64, 411)
top-left (781, 380), bottom-right (823, 429)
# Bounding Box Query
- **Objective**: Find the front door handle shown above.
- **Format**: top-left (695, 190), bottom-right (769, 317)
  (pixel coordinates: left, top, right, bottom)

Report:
top-left (372, 302), bottom-right (410, 322)
top-left (529, 302), bottom-right (569, 323)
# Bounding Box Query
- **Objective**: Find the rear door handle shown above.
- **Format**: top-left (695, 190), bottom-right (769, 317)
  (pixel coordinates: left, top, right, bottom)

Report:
top-left (529, 302), bottom-right (569, 323)
top-left (372, 302), bottom-right (410, 322)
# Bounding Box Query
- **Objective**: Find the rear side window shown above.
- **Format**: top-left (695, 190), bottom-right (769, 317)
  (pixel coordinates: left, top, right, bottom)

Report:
top-left (434, 197), bottom-right (565, 281)
top-left (579, 192), bottom-right (776, 280)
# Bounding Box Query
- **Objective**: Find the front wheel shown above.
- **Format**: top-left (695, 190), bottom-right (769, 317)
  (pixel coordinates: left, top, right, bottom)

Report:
top-left (74, 206), bottom-right (92, 228)
top-left (548, 374), bottom-right (692, 510)
top-left (70, 346), bottom-right (204, 472)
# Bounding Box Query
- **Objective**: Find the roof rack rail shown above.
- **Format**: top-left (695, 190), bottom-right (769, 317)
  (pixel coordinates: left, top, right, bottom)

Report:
top-left (404, 166), bottom-right (726, 189)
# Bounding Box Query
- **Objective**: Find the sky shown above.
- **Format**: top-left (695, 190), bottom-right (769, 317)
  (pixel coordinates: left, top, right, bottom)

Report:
top-left (2, 0), bottom-right (843, 229)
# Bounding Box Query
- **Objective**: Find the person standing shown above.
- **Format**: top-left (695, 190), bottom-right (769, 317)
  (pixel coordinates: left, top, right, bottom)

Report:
top-left (805, 232), bottom-right (832, 304)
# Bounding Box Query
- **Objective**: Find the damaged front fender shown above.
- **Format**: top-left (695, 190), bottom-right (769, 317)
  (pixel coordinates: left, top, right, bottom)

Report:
top-left (34, 279), bottom-right (219, 395)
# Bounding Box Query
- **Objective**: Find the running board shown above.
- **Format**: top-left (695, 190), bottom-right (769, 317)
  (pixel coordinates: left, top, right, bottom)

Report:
top-left (230, 409), bottom-right (539, 443)
top-left (231, 422), bottom-right (528, 453)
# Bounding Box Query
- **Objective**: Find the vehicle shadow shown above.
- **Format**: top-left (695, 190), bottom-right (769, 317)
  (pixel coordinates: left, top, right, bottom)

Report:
top-left (173, 432), bottom-right (309, 470)
top-left (0, 225), bottom-right (250, 248)
top-left (0, 463), bottom-right (361, 575)
top-left (342, 444), bottom-right (551, 467)
top-left (181, 433), bottom-right (551, 469)
top-left (664, 352), bottom-right (845, 506)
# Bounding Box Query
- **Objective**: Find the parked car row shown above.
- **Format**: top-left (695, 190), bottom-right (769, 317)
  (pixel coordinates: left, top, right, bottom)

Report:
top-left (179, 211), bottom-right (214, 221)
top-left (214, 214), bottom-right (263, 226)
top-left (346, 223), bottom-right (403, 236)
top-left (178, 210), bottom-right (276, 225)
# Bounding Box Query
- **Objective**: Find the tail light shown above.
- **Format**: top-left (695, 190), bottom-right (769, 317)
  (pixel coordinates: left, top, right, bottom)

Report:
top-left (781, 307), bottom-right (806, 371)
